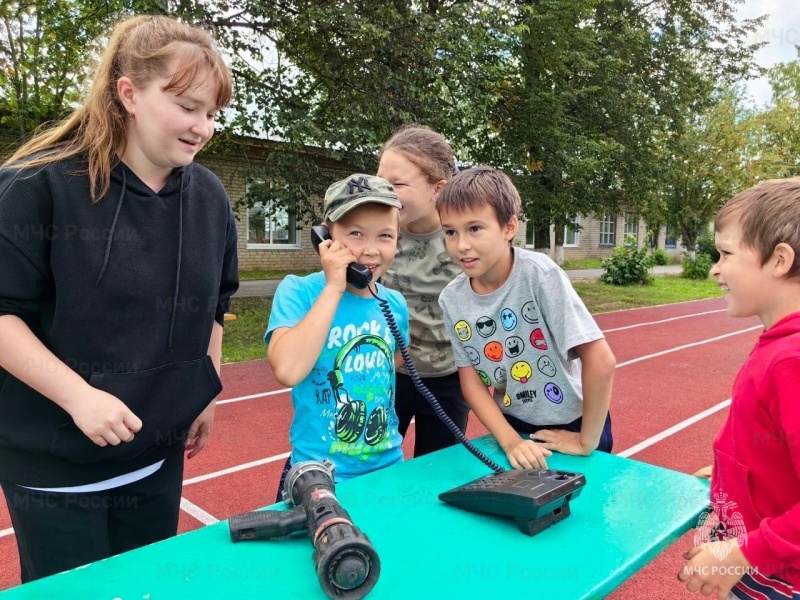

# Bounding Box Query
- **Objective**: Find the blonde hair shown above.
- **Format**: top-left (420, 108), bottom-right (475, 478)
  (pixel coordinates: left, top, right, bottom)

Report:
top-left (379, 124), bottom-right (457, 183)
top-left (4, 15), bottom-right (232, 201)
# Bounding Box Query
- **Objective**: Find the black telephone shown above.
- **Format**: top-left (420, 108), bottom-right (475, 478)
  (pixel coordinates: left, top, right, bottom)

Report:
top-left (310, 225), bottom-right (372, 290)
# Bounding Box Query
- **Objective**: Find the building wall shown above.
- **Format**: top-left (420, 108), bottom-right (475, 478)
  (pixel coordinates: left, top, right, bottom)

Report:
top-left (521, 211), bottom-right (685, 263)
top-left (0, 131), bottom-right (686, 271)
top-left (197, 140), bottom-right (358, 273)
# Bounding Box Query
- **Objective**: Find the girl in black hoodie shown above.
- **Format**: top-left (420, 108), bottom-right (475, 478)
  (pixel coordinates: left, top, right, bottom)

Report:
top-left (0, 15), bottom-right (238, 582)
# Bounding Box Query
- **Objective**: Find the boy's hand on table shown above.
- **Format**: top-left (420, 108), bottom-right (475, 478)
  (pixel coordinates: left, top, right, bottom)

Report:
top-left (693, 465), bottom-right (713, 480)
top-left (678, 541), bottom-right (750, 600)
top-left (504, 438), bottom-right (552, 470)
top-left (531, 429), bottom-right (592, 456)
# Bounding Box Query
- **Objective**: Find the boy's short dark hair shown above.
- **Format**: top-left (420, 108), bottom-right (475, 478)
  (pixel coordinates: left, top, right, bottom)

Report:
top-left (435, 165), bottom-right (521, 225)
top-left (716, 177), bottom-right (800, 278)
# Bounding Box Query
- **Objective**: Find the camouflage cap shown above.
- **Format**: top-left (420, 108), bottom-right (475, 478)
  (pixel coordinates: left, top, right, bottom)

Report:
top-left (323, 174), bottom-right (401, 222)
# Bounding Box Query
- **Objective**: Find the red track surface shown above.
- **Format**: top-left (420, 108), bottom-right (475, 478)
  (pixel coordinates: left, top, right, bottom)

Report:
top-left (0, 297), bottom-right (762, 598)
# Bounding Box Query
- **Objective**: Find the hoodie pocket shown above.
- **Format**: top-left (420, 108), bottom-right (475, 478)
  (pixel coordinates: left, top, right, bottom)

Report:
top-left (50, 356), bottom-right (222, 464)
top-left (712, 448), bottom-right (762, 531)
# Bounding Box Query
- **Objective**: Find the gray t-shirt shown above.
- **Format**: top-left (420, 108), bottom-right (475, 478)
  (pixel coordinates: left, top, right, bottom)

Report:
top-left (383, 229), bottom-right (459, 377)
top-left (439, 247), bottom-right (604, 426)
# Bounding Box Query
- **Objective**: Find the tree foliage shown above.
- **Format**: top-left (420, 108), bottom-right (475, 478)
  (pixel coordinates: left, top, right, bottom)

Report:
top-left (0, 0), bottom-right (772, 243)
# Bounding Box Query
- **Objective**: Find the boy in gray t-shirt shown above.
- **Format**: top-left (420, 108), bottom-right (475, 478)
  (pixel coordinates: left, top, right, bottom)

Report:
top-left (436, 166), bottom-right (616, 470)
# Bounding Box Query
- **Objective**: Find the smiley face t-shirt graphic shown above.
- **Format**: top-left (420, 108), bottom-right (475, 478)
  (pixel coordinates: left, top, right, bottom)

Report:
top-left (439, 247), bottom-right (605, 429)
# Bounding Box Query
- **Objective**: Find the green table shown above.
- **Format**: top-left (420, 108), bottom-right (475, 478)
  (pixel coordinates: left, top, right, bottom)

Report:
top-left (0, 436), bottom-right (709, 599)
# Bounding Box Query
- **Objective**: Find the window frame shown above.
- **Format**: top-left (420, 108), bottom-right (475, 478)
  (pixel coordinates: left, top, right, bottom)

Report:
top-left (599, 214), bottom-right (616, 247)
top-left (245, 190), bottom-right (301, 249)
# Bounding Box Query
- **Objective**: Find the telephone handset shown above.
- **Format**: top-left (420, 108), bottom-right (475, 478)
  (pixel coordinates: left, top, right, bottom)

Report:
top-left (310, 225), bottom-right (372, 290)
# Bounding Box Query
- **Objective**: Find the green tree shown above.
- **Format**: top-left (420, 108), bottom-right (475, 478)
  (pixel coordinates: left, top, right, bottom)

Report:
top-left (469, 0), bottom-right (764, 263)
top-left (745, 59), bottom-right (800, 179)
top-left (0, 0), bottom-right (171, 136)
top-left (661, 89), bottom-right (753, 257)
top-left (203, 0), bottom-right (515, 221)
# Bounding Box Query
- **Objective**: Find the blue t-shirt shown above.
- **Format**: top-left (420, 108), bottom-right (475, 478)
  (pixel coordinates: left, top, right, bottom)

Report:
top-left (265, 272), bottom-right (410, 481)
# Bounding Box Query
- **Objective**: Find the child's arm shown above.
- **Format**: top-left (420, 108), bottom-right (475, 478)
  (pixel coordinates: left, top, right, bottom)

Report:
top-left (533, 338), bottom-right (615, 455)
top-left (458, 366), bottom-right (552, 469)
top-left (267, 239), bottom-right (356, 386)
top-left (185, 321), bottom-right (223, 458)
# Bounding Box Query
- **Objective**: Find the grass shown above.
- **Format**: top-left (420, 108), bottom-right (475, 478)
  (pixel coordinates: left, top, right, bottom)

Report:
top-left (220, 275), bottom-right (721, 364)
top-left (221, 297), bottom-right (271, 364)
top-left (572, 275), bottom-right (720, 314)
top-left (562, 257), bottom-right (605, 270)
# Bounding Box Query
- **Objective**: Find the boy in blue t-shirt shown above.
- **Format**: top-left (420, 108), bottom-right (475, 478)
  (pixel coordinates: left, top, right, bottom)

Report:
top-left (265, 175), bottom-right (410, 498)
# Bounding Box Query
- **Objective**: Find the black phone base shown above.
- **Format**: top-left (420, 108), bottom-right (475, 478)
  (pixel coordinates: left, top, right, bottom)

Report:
top-left (437, 468), bottom-right (585, 536)
top-left (517, 497), bottom-right (572, 536)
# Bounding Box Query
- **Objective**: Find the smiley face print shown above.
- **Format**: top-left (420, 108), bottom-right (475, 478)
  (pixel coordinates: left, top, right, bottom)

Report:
top-left (521, 301), bottom-right (539, 324)
top-left (454, 320), bottom-right (472, 341)
top-left (530, 328), bottom-right (548, 350)
top-left (475, 316), bottom-right (496, 338)
top-left (544, 382), bottom-right (564, 404)
top-left (465, 346), bottom-right (481, 365)
top-left (500, 308), bottom-right (517, 331)
top-left (502, 393), bottom-right (512, 407)
top-left (537, 355), bottom-right (557, 377)
top-left (494, 367), bottom-right (507, 384)
top-left (484, 341), bottom-right (504, 362)
top-left (504, 336), bottom-right (524, 358)
top-left (510, 361), bottom-right (533, 384)
top-left (478, 370), bottom-right (492, 387)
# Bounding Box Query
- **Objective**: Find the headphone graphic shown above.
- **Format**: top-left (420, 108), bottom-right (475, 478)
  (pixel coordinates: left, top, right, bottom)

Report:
top-left (327, 334), bottom-right (394, 446)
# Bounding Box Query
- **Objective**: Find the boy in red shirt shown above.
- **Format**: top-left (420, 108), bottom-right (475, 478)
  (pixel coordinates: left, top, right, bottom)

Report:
top-left (679, 178), bottom-right (800, 599)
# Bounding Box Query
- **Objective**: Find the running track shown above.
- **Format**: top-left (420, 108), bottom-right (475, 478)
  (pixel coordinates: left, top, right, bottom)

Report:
top-left (0, 297), bottom-right (762, 598)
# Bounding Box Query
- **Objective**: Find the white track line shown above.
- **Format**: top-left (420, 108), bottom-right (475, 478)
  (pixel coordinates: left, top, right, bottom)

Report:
top-left (602, 309), bottom-right (727, 333)
top-left (217, 389), bottom-right (290, 405)
top-left (0, 527), bottom-right (12, 538)
top-left (180, 497), bottom-right (219, 525)
top-left (183, 452), bottom-right (290, 486)
top-left (616, 326), bottom-right (762, 368)
top-left (618, 399), bottom-right (732, 458)
top-left (593, 296), bottom-right (723, 315)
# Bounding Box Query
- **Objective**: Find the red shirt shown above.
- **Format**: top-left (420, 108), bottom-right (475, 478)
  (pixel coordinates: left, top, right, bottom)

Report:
top-left (712, 311), bottom-right (800, 584)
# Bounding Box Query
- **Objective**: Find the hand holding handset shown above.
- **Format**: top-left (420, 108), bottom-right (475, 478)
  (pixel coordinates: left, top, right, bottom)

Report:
top-left (310, 225), bottom-right (372, 290)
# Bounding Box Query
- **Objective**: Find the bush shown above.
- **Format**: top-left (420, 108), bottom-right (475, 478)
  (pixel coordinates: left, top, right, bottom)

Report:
top-left (648, 248), bottom-right (669, 266)
top-left (601, 235), bottom-right (653, 286)
top-left (681, 253), bottom-right (714, 280)
top-left (696, 230), bottom-right (720, 263)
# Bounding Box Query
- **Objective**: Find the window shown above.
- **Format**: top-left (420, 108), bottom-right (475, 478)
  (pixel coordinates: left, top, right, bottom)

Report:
top-left (664, 224), bottom-right (677, 249)
top-left (247, 198), bottom-right (299, 248)
top-left (525, 220), bottom-right (535, 247)
top-left (564, 216), bottom-right (580, 247)
top-left (624, 213), bottom-right (638, 242)
top-left (599, 214), bottom-right (616, 246)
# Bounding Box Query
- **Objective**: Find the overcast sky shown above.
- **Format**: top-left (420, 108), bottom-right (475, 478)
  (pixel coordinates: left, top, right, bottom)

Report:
top-left (738, 0), bottom-right (800, 106)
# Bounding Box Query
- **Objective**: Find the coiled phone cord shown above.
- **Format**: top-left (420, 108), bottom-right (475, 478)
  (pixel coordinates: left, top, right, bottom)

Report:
top-left (370, 286), bottom-right (505, 474)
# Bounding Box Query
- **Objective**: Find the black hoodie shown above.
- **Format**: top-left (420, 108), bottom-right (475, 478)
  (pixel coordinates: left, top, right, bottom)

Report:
top-left (0, 155), bottom-right (239, 486)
